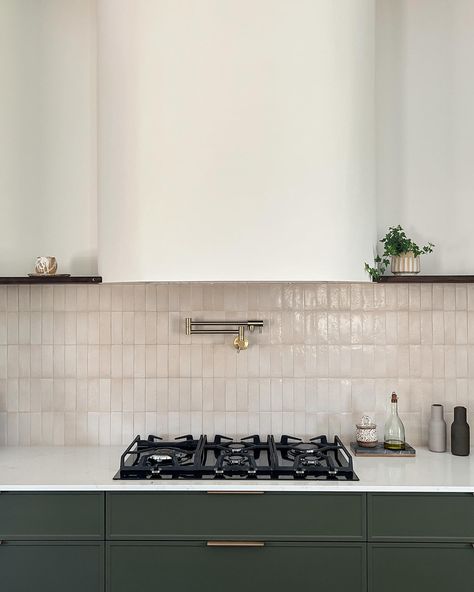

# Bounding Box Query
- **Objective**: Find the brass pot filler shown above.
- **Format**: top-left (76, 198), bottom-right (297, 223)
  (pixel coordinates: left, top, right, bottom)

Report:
top-left (185, 318), bottom-right (264, 352)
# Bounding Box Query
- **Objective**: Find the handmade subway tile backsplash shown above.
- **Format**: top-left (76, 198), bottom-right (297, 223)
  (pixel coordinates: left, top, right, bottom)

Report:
top-left (0, 283), bottom-right (473, 447)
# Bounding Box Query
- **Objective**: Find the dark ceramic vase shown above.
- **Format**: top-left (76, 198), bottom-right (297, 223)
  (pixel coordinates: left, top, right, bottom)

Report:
top-left (451, 406), bottom-right (470, 456)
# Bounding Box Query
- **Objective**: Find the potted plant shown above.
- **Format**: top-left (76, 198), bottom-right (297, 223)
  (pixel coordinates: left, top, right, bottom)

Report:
top-left (365, 225), bottom-right (434, 281)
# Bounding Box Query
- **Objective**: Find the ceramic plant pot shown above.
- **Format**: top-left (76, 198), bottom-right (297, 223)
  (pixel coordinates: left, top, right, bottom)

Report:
top-left (391, 252), bottom-right (420, 275)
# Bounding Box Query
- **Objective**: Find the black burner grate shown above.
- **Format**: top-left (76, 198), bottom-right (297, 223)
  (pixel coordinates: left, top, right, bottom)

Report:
top-left (115, 433), bottom-right (358, 481)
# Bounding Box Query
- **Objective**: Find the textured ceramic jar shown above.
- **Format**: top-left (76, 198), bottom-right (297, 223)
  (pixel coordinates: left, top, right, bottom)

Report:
top-left (391, 252), bottom-right (420, 275)
top-left (428, 404), bottom-right (447, 453)
top-left (34, 256), bottom-right (57, 275)
top-left (356, 416), bottom-right (378, 448)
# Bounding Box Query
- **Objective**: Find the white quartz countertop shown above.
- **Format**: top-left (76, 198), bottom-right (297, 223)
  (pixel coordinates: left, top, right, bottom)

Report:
top-left (0, 446), bottom-right (474, 492)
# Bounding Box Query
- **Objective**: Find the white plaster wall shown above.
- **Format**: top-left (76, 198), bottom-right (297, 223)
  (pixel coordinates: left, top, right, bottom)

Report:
top-left (98, 0), bottom-right (376, 282)
top-left (376, 0), bottom-right (474, 274)
top-left (2, 1), bottom-right (472, 281)
top-left (0, 0), bottom-right (98, 276)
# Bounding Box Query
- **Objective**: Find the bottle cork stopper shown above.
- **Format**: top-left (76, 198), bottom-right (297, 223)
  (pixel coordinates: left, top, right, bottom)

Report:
top-left (391, 392), bottom-right (398, 403)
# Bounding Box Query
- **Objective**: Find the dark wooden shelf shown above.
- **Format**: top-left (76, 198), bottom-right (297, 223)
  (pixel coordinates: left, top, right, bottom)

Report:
top-left (376, 275), bottom-right (474, 283)
top-left (0, 276), bottom-right (102, 285)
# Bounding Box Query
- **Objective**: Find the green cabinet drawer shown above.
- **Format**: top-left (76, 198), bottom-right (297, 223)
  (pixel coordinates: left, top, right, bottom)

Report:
top-left (368, 493), bottom-right (474, 541)
top-left (107, 541), bottom-right (366, 592)
top-left (0, 541), bottom-right (104, 592)
top-left (0, 492), bottom-right (104, 540)
top-left (369, 543), bottom-right (474, 592)
top-left (107, 492), bottom-right (366, 541)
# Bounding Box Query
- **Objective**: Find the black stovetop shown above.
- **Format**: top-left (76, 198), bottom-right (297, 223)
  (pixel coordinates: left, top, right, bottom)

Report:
top-left (114, 434), bottom-right (358, 481)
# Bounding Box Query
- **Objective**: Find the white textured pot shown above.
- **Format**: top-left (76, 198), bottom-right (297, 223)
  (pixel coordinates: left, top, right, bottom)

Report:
top-left (391, 252), bottom-right (420, 275)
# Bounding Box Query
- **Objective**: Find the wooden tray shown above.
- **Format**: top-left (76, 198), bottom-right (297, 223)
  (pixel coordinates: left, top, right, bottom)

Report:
top-left (350, 442), bottom-right (416, 457)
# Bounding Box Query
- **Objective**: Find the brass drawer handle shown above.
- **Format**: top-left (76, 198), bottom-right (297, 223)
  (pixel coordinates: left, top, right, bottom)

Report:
top-left (206, 491), bottom-right (265, 495)
top-left (207, 541), bottom-right (265, 548)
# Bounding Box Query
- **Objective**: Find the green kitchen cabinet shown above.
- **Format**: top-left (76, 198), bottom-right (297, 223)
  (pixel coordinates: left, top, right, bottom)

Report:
top-left (0, 490), bottom-right (472, 592)
top-left (368, 493), bottom-right (474, 542)
top-left (106, 491), bottom-right (366, 541)
top-left (368, 493), bottom-right (474, 592)
top-left (0, 541), bottom-right (104, 592)
top-left (368, 543), bottom-right (474, 592)
top-left (107, 541), bottom-right (367, 592)
top-left (0, 492), bottom-right (104, 540)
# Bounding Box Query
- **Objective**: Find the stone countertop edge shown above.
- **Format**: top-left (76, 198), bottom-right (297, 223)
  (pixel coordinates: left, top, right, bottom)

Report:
top-left (0, 446), bottom-right (473, 493)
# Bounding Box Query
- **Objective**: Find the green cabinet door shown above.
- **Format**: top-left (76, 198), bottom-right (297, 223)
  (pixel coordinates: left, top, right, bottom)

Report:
top-left (107, 492), bottom-right (366, 541)
top-left (369, 543), bottom-right (474, 592)
top-left (0, 541), bottom-right (104, 592)
top-left (0, 492), bottom-right (104, 540)
top-left (107, 541), bottom-right (366, 592)
top-left (368, 493), bottom-right (474, 542)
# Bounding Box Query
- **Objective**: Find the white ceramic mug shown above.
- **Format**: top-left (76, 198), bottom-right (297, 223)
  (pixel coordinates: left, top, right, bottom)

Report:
top-left (35, 256), bottom-right (58, 275)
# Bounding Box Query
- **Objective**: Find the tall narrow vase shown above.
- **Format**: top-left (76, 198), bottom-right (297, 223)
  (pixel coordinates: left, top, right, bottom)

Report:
top-left (451, 406), bottom-right (470, 456)
top-left (428, 404), bottom-right (447, 452)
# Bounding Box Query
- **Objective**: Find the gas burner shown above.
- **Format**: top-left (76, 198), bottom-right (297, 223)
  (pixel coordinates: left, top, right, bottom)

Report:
top-left (215, 450), bottom-right (257, 477)
top-left (223, 455), bottom-right (248, 466)
top-left (296, 443), bottom-right (318, 451)
top-left (227, 443), bottom-right (246, 452)
top-left (211, 435), bottom-right (262, 477)
top-left (149, 454), bottom-right (173, 464)
top-left (285, 442), bottom-right (325, 461)
top-left (115, 433), bottom-right (358, 480)
top-left (145, 448), bottom-right (193, 466)
top-left (298, 455), bottom-right (322, 466)
top-left (276, 435), bottom-right (356, 480)
top-left (212, 434), bottom-right (263, 462)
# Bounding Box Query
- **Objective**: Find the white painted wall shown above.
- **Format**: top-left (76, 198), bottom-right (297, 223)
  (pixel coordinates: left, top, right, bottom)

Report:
top-left (98, 0), bottom-right (376, 282)
top-left (2, 1), bottom-right (472, 281)
top-left (376, 0), bottom-right (474, 274)
top-left (0, 0), bottom-right (98, 276)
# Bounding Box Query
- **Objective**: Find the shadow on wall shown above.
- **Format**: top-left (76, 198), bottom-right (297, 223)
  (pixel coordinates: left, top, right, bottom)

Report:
top-left (70, 252), bottom-right (99, 276)
top-left (376, 0), bottom-right (474, 274)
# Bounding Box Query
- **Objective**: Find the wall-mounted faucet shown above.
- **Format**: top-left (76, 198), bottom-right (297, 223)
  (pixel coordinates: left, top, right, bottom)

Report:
top-left (233, 325), bottom-right (249, 352)
top-left (185, 318), bottom-right (264, 352)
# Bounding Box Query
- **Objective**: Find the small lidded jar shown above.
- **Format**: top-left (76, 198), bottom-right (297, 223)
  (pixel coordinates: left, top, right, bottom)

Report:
top-left (356, 415), bottom-right (378, 448)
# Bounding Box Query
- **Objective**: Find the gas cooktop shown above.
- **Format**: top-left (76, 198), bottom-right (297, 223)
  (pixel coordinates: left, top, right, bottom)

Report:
top-left (114, 434), bottom-right (358, 481)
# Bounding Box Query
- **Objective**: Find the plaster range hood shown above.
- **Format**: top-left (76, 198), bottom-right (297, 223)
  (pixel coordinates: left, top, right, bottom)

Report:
top-left (97, 0), bottom-right (376, 282)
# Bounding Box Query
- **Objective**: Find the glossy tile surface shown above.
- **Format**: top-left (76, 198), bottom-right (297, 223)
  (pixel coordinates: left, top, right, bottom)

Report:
top-left (0, 283), bottom-right (473, 446)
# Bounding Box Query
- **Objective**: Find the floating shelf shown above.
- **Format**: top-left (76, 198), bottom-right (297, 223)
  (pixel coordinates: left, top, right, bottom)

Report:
top-left (376, 276), bottom-right (474, 283)
top-left (0, 276), bottom-right (102, 285)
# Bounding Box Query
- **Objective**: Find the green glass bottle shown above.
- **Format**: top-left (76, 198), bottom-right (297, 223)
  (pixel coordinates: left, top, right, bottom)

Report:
top-left (384, 392), bottom-right (406, 450)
